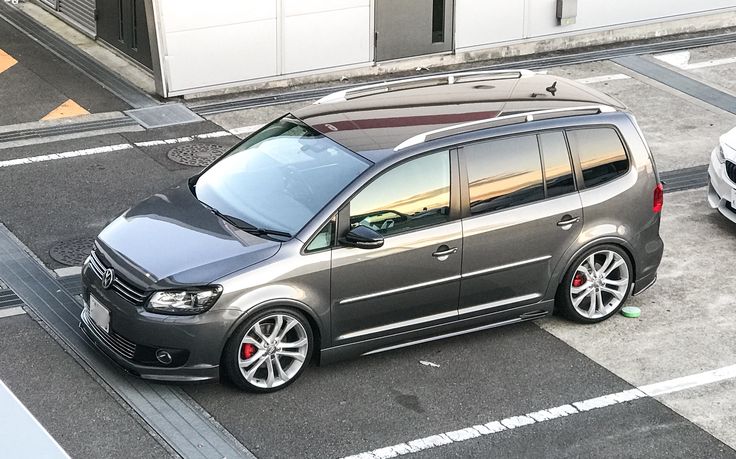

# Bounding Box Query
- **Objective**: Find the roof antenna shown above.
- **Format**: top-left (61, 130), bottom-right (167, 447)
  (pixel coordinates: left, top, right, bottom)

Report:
top-left (546, 81), bottom-right (558, 96)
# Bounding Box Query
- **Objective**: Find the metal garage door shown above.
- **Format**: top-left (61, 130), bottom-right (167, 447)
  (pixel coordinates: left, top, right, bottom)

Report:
top-left (58, 0), bottom-right (96, 36)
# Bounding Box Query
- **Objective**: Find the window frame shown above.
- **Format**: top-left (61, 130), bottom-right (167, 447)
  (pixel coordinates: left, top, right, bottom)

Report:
top-left (564, 125), bottom-right (632, 191)
top-left (457, 131), bottom-right (555, 218)
top-left (309, 148), bottom-right (462, 249)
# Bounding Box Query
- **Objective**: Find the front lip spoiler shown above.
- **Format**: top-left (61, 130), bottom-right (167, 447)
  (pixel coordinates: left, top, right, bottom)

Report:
top-left (79, 313), bottom-right (219, 383)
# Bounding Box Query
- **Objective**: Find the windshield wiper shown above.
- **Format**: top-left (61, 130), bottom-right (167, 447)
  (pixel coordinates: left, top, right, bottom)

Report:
top-left (201, 203), bottom-right (292, 239)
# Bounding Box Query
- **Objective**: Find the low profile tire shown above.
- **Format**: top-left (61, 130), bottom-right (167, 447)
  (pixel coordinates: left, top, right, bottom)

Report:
top-left (224, 309), bottom-right (313, 393)
top-left (556, 245), bottom-right (633, 324)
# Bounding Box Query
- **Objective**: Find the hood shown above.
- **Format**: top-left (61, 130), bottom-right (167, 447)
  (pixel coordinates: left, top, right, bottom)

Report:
top-left (96, 181), bottom-right (281, 288)
top-left (722, 126), bottom-right (736, 151)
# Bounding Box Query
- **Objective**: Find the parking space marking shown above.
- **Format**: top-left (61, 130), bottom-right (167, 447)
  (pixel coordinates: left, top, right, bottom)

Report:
top-left (574, 74), bottom-right (631, 84)
top-left (343, 364), bottom-right (736, 459)
top-left (655, 51), bottom-right (736, 70)
top-left (0, 48), bottom-right (17, 74)
top-left (41, 99), bottom-right (90, 121)
top-left (0, 131), bottom-right (235, 168)
top-left (0, 143), bottom-right (132, 168)
top-left (0, 306), bottom-right (25, 319)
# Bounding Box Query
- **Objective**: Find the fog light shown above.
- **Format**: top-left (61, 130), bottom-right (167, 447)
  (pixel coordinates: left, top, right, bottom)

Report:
top-left (155, 349), bottom-right (173, 365)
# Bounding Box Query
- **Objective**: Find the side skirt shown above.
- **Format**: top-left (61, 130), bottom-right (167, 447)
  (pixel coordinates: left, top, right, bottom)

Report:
top-left (319, 301), bottom-right (554, 365)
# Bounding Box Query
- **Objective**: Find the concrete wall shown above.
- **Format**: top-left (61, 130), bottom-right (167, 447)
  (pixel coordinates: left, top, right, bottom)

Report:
top-left (154, 0), bottom-right (370, 96)
top-left (152, 0), bottom-right (736, 97)
top-left (455, 0), bottom-right (736, 49)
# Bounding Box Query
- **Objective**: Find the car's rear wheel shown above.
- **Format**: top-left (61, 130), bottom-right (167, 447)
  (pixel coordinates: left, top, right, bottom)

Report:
top-left (224, 309), bottom-right (313, 392)
top-left (557, 245), bottom-right (632, 323)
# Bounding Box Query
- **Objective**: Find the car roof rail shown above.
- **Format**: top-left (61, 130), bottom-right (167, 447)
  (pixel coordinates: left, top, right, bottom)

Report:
top-left (315, 69), bottom-right (536, 104)
top-left (394, 105), bottom-right (618, 151)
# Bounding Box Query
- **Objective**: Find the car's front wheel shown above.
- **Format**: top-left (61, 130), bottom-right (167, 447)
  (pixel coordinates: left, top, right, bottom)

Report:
top-left (557, 245), bottom-right (633, 323)
top-left (224, 309), bottom-right (313, 392)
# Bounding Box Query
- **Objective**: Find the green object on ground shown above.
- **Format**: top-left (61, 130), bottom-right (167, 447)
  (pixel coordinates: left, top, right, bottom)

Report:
top-left (621, 306), bottom-right (641, 318)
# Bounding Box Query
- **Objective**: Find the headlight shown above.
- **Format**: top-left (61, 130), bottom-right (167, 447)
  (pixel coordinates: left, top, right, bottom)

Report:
top-left (715, 145), bottom-right (726, 164)
top-left (145, 286), bottom-right (223, 315)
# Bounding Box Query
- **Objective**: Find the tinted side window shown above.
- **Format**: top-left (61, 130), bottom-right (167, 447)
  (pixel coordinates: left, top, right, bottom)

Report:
top-left (539, 132), bottom-right (575, 198)
top-left (350, 151), bottom-right (450, 236)
top-left (567, 128), bottom-right (629, 188)
top-left (465, 135), bottom-right (544, 215)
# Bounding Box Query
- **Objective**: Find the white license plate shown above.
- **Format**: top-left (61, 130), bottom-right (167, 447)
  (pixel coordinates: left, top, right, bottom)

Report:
top-left (89, 295), bottom-right (110, 334)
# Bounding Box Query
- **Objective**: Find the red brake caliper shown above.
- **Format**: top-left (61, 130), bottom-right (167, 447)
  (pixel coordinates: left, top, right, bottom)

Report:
top-left (572, 272), bottom-right (587, 288)
top-left (241, 343), bottom-right (256, 360)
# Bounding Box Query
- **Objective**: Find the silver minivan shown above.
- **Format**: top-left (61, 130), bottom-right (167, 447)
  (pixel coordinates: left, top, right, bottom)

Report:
top-left (81, 70), bottom-right (664, 392)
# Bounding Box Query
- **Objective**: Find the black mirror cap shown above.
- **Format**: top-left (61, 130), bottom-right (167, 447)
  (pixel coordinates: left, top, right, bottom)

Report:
top-left (342, 225), bottom-right (384, 249)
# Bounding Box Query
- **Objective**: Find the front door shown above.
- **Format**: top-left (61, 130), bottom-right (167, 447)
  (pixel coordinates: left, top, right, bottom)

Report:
top-left (374, 0), bottom-right (454, 61)
top-left (331, 151), bottom-right (461, 344)
top-left (96, 0), bottom-right (152, 70)
top-left (458, 132), bottom-right (583, 316)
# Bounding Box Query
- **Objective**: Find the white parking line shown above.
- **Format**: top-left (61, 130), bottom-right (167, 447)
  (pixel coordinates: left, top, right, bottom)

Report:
top-left (655, 51), bottom-right (736, 70)
top-left (0, 132), bottom-right (234, 168)
top-left (0, 307), bottom-right (25, 319)
top-left (575, 74), bottom-right (631, 84)
top-left (342, 364), bottom-right (736, 459)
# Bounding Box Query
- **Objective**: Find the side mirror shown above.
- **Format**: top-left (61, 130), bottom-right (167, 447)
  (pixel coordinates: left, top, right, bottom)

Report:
top-left (341, 225), bottom-right (384, 249)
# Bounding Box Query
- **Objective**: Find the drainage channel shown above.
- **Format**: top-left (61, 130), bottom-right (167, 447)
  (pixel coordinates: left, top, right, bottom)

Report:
top-left (613, 55), bottom-right (736, 114)
top-left (192, 31), bottom-right (736, 116)
top-left (0, 3), bottom-right (158, 109)
top-left (0, 225), bottom-right (254, 459)
top-left (0, 117), bottom-right (139, 144)
top-left (661, 165), bottom-right (709, 193)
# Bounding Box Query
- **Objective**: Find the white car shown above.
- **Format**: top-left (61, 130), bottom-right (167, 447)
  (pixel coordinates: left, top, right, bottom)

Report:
top-left (708, 126), bottom-right (736, 223)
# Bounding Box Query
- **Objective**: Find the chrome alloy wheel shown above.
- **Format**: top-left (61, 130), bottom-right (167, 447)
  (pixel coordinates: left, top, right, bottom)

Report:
top-left (570, 250), bottom-right (630, 320)
top-left (238, 313), bottom-right (309, 389)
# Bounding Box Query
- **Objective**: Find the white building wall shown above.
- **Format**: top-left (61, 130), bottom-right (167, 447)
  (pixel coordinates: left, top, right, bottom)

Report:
top-left (282, 0), bottom-right (371, 74)
top-left (155, 0), bottom-right (371, 96)
top-left (456, 0), bottom-right (736, 50)
top-left (152, 0), bottom-right (735, 97)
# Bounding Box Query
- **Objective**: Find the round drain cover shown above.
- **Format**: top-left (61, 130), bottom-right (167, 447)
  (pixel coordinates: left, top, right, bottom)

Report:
top-left (167, 143), bottom-right (227, 167)
top-left (49, 237), bottom-right (95, 266)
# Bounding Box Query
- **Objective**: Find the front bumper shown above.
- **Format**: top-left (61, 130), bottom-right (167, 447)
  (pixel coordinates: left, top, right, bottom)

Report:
top-left (707, 150), bottom-right (736, 223)
top-left (80, 261), bottom-right (239, 382)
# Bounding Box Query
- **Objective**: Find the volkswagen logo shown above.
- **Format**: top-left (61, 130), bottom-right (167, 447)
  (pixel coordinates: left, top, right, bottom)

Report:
top-left (102, 268), bottom-right (115, 289)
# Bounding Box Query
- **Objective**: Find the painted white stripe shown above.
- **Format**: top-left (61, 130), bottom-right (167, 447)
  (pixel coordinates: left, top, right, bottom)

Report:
top-left (230, 124), bottom-right (264, 136)
top-left (0, 131), bottom-right (235, 169)
top-left (639, 364), bottom-right (736, 396)
top-left (681, 57), bottom-right (736, 70)
top-left (575, 74), bottom-right (631, 84)
top-left (0, 307), bottom-right (26, 319)
top-left (54, 266), bottom-right (81, 277)
top-left (655, 52), bottom-right (736, 70)
top-left (342, 365), bottom-right (736, 459)
top-left (0, 143), bottom-right (132, 168)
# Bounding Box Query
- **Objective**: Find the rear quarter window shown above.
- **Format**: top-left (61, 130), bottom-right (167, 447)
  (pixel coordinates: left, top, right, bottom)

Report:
top-left (567, 128), bottom-right (629, 188)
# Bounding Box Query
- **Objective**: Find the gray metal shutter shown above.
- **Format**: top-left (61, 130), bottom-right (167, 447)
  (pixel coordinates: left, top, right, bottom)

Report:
top-left (57, 0), bottom-right (96, 36)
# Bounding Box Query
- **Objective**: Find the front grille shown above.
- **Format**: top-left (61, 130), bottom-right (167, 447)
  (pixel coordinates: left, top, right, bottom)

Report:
top-left (81, 307), bottom-right (137, 359)
top-left (726, 161), bottom-right (736, 184)
top-left (89, 251), bottom-right (148, 305)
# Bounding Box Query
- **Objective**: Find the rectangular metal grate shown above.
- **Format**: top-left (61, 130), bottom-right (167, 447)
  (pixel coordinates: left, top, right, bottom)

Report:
top-left (125, 104), bottom-right (202, 129)
top-left (0, 289), bottom-right (24, 310)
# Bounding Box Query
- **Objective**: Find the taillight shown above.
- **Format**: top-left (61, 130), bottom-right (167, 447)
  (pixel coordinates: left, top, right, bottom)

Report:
top-left (653, 183), bottom-right (664, 213)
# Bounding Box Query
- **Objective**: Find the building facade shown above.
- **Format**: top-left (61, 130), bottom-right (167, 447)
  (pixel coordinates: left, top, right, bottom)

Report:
top-left (35, 0), bottom-right (736, 98)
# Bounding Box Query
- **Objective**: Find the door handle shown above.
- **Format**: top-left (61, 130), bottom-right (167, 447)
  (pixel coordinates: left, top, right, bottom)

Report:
top-left (432, 246), bottom-right (458, 259)
top-left (556, 216), bottom-right (580, 227)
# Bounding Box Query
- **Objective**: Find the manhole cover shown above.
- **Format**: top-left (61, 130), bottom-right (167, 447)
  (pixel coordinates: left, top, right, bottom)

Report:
top-left (49, 237), bottom-right (95, 266)
top-left (167, 143), bottom-right (227, 167)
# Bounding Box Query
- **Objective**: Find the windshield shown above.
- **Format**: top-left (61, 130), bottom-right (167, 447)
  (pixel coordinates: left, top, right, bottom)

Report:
top-left (195, 117), bottom-right (370, 237)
